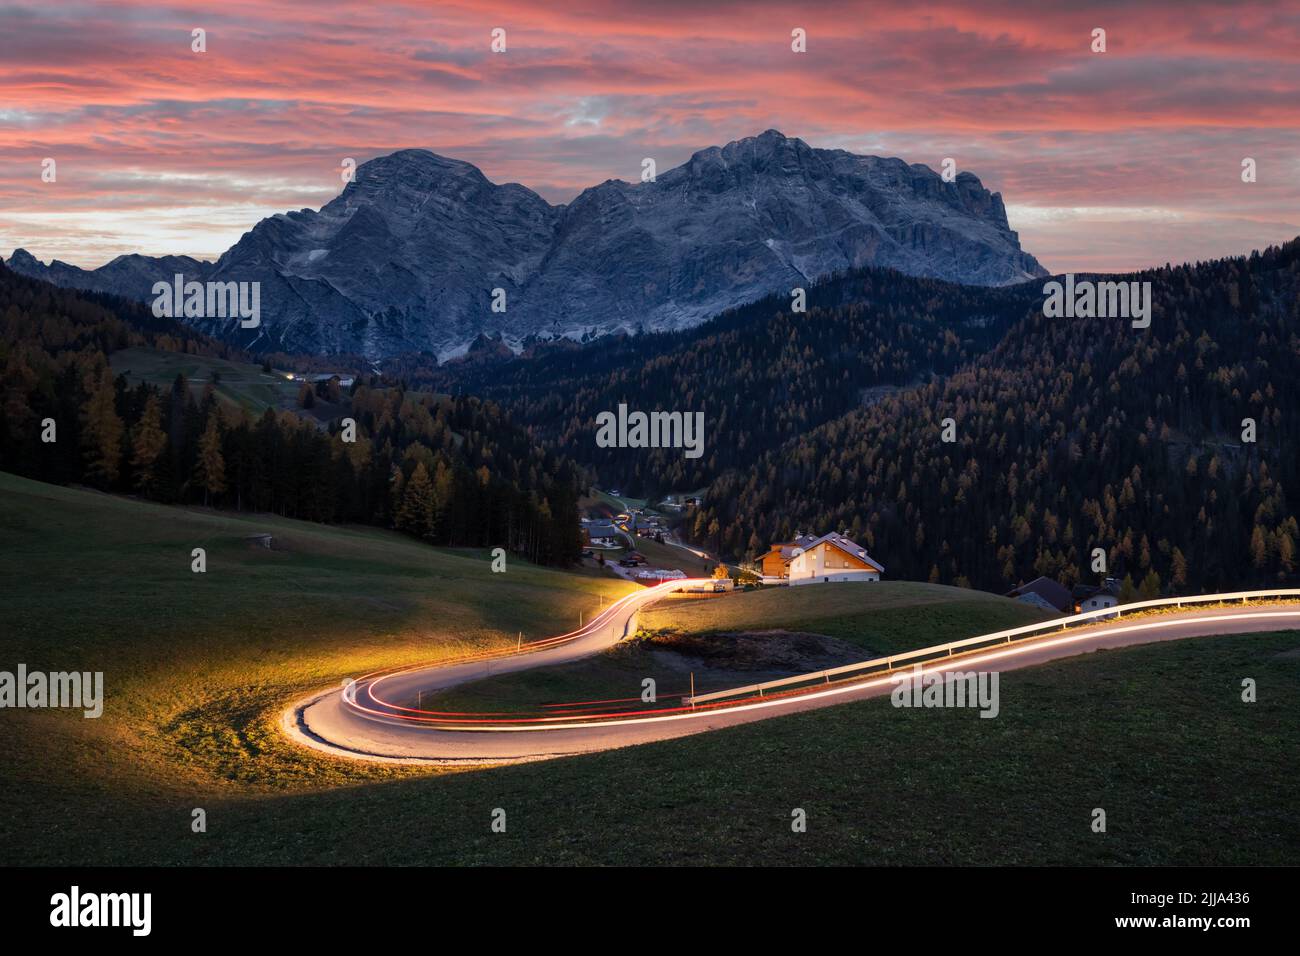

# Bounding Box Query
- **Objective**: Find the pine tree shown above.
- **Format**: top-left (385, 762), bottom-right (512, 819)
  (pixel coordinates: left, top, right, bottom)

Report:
top-left (80, 370), bottom-right (123, 488)
top-left (1139, 569), bottom-right (1162, 600)
top-left (397, 462), bottom-right (434, 538)
top-left (130, 394), bottom-right (167, 494)
top-left (1250, 525), bottom-right (1269, 568)
top-left (431, 460), bottom-right (455, 541)
top-left (1276, 519), bottom-right (1297, 574)
top-left (195, 415), bottom-right (226, 505)
top-left (1170, 547), bottom-right (1188, 588)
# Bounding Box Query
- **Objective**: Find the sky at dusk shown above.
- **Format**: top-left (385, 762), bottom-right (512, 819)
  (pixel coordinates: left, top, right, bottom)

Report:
top-left (1, 0), bottom-right (1298, 274)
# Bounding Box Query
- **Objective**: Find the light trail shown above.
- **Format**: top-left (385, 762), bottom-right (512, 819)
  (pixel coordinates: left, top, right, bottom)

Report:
top-left (335, 588), bottom-right (1300, 734)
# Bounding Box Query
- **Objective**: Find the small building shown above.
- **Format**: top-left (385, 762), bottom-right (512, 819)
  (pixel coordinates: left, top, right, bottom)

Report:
top-left (308, 372), bottom-right (354, 388)
top-left (787, 533), bottom-right (884, 586)
top-left (755, 533), bottom-right (819, 582)
top-left (583, 522), bottom-right (620, 548)
top-left (1073, 578), bottom-right (1120, 614)
top-left (634, 567), bottom-right (686, 581)
top-left (1006, 576), bottom-right (1073, 614)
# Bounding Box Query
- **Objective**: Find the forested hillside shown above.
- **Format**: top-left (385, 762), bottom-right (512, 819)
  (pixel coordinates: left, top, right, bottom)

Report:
top-left (0, 264), bottom-right (582, 565)
top-left (398, 241), bottom-right (1300, 595)
top-left (10, 234), bottom-right (1296, 591)
top-left (413, 267), bottom-right (1045, 491)
top-left (695, 241), bottom-right (1300, 593)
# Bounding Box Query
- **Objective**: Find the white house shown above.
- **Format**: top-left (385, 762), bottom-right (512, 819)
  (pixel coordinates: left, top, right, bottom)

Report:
top-left (1072, 578), bottom-right (1121, 614)
top-left (583, 521), bottom-right (621, 548)
top-left (786, 533), bottom-right (884, 586)
top-left (755, 532), bottom-right (819, 583)
top-left (1080, 591), bottom-right (1118, 612)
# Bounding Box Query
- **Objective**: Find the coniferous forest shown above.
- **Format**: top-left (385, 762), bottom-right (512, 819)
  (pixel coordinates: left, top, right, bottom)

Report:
top-left (0, 263), bottom-right (582, 566)
top-left (699, 243), bottom-right (1300, 593)
top-left (397, 265), bottom-right (1046, 493)
top-left (426, 240), bottom-right (1300, 595)
top-left (5, 236), bottom-right (1300, 593)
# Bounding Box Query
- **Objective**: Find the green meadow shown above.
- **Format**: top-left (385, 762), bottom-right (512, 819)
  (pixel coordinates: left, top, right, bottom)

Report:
top-left (2, 472), bottom-right (1297, 866)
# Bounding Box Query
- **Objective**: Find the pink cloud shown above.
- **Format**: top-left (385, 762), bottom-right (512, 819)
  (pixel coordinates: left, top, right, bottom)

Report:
top-left (1, 0), bottom-right (1296, 271)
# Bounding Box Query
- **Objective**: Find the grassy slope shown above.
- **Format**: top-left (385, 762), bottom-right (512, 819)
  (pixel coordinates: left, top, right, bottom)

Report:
top-left (248, 630), bottom-right (1297, 866)
top-left (0, 472), bottom-right (636, 859)
top-left (3, 474), bottom-right (1298, 865)
top-left (623, 535), bottom-right (718, 576)
top-left (420, 641), bottom-right (680, 715)
top-left (586, 488), bottom-right (648, 514)
top-left (641, 580), bottom-right (1052, 654)
top-left (110, 346), bottom-right (320, 417)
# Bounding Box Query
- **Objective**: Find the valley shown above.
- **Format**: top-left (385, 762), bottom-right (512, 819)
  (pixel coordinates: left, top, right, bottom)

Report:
top-left (4, 472), bottom-right (1297, 866)
top-left (2, 0), bottom-right (1297, 906)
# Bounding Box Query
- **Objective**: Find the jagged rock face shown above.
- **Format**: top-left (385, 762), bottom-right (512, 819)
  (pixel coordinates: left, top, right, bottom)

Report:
top-left (200, 151), bottom-right (559, 357)
top-left (517, 132), bottom-right (1045, 338)
top-left (5, 131), bottom-right (1046, 359)
top-left (4, 248), bottom-right (211, 300)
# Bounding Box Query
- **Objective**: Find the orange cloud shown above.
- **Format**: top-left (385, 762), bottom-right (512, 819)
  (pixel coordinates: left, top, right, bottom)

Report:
top-left (1, 0), bottom-right (1296, 271)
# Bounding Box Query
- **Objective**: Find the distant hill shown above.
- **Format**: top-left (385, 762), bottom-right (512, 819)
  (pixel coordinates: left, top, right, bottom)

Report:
top-left (404, 238), bottom-right (1300, 596)
top-left (409, 264), bottom-right (1045, 491)
top-left (4, 247), bottom-right (213, 300)
top-left (0, 261), bottom-right (583, 565)
top-left (698, 239), bottom-right (1300, 594)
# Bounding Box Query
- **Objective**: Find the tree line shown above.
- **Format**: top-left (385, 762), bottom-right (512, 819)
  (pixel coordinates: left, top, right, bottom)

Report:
top-left (393, 239), bottom-right (1300, 595)
top-left (407, 265), bottom-right (1044, 493)
top-left (695, 241), bottom-right (1300, 594)
top-left (0, 263), bottom-right (583, 566)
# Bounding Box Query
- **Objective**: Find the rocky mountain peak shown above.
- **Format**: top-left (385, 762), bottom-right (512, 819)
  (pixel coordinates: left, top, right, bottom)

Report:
top-left (7, 248), bottom-right (40, 268)
top-left (7, 132), bottom-right (1047, 359)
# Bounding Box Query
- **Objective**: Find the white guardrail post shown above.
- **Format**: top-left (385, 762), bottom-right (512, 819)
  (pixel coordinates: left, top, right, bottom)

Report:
top-left (685, 589), bottom-right (1300, 706)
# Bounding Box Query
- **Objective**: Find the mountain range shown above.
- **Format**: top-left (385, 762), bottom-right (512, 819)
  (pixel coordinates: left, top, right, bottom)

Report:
top-left (5, 130), bottom-right (1046, 360)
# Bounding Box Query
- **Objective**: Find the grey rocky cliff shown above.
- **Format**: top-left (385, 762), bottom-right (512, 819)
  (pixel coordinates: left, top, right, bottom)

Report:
top-left (6, 130), bottom-right (1046, 359)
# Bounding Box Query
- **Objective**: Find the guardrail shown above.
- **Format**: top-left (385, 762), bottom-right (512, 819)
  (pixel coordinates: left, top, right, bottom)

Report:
top-left (686, 588), bottom-right (1300, 705)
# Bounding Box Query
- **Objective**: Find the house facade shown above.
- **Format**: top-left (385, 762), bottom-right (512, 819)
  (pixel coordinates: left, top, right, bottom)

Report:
top-left (1079, 591), bottom-right (1119, 612)
top-left (785, 533), bottom-right (884, 586)
top-left (1073, 578), bottom-right (1120, 614)
top-left (755, 533), bottom-right (819, 582)
top-left (583, 522), bottom-right (621, 548)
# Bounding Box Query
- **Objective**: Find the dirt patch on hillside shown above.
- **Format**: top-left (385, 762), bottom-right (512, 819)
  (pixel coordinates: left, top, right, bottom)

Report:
top-left (635, 628), bottom-right (870, 672)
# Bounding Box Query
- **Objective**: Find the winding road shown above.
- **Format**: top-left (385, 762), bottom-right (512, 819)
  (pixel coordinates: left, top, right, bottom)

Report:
top-left (285, 583), bottom-right (1300, 765)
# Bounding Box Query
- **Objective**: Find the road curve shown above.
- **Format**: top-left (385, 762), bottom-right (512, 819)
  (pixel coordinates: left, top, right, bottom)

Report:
top-left (285, 590), bottom-right (1300, 765)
